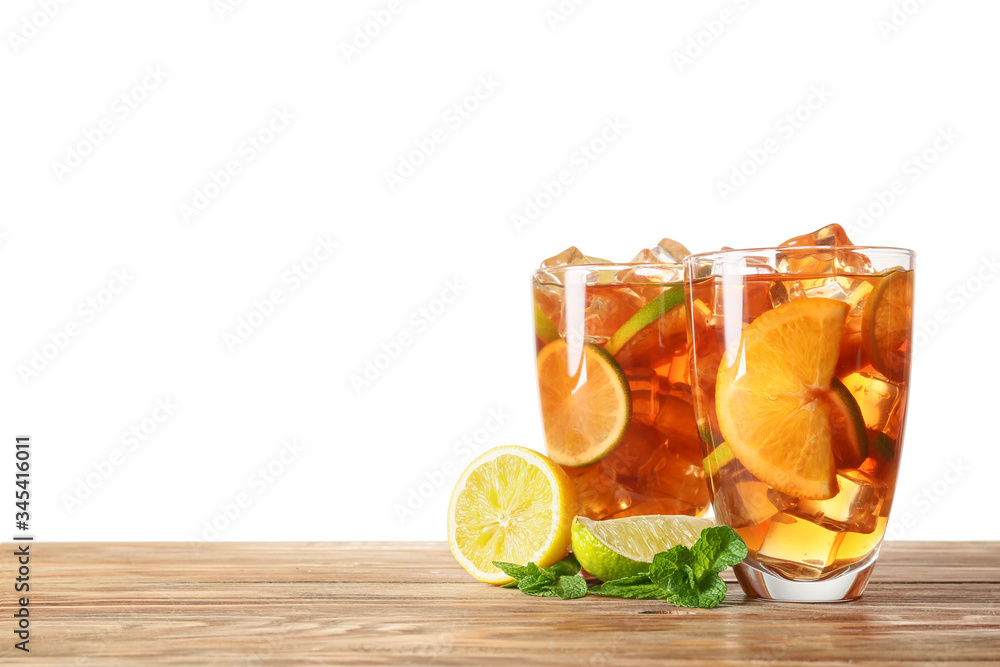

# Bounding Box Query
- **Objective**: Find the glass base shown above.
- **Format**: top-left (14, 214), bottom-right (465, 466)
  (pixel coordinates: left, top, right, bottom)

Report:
top-left (734, 554), bottom-right (879, 602)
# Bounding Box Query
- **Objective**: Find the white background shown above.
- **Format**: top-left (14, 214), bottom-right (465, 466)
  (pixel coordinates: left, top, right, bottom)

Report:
top-left (2, 0), bottom-right (997, 543)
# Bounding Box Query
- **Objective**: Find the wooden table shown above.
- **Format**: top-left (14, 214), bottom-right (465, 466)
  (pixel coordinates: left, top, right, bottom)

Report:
top-left (2, 541), bottom-right (997, 665)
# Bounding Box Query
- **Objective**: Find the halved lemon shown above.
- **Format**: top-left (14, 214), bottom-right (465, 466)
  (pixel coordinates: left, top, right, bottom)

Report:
top-left (537, 338), bottom-right (631, 467)
top-left (863, 270), bottom-right (913, 382)
top-left (715, 298), bottom-right (849, 500)
top-left (448, 446), bottom-right (578, 585)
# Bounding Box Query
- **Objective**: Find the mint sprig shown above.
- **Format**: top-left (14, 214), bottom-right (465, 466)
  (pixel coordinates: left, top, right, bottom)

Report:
top-left (588, 572), bottom-right (668, 600)
top-left (494, 554), bottom-right (588, 599)
top-left (594, 525), bottom-right (747, 608)
top-left (496, 526), bottom-right (747, 608)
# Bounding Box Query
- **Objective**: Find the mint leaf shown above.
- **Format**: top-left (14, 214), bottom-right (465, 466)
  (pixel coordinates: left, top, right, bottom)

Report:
top-left (590, 573), bottom-right (669, 600)
top-left (495, 561), bottom-right (543, 584)
top-left (647, 526), bottom-right (747, 608)
top-left (494, 556), bottom-right (586, 599)
top-left (648, 544), bottom-right (690, 586)
top-left (552, 574), bottom-right (588, 599)
top-left (674, 573), bottom-right (728, 609)
top-left (546, 553), bottom-right (581, 578)
top-left (691, 525), bottom-right (748, 574)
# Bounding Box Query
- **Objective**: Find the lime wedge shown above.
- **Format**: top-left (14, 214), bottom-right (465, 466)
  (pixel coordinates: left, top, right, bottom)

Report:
top-left (871, 431), bottom-right (895, 460)
top-left (534, 304), bottom-right (559, 344)
top-left (702, 442), bottom-right (734, 477)
top-left (571, 515), bottom-right (714, 582)
top-left (604, 287), bottom-right (685, 356)
top-left (828, 377), bottom-right (869, 468)
top-left (862, 269), bottom-right (913, 382)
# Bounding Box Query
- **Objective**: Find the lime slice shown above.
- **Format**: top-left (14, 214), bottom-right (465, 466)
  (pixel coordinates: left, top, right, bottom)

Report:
top-left (533, 303), bottom-right (558, 344)
top-left (697, 420), bottom-right (713, 446)
top-left (871, 431), bottom-right (895, 460)
top-left (698, 420), bottom-right (734, 478)
top-left (702, 442), bottom-right (734, 477)
top-left (862, 270), bottom-right (913, 382)
top-left (604, 287), bottom-right (685, 356)
top-left (571, 515), bottom-right (714, 582)
top-left (537, 339), bottom-right (631, 467)
top-left (827, 378), bottom-right (869, 468)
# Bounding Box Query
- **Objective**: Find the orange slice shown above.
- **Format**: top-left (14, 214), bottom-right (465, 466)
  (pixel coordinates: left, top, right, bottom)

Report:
top-left (715, 298), bottom-right (849, 499)
top-left (863, 270), bottom-right (913, 382)
top-left (536, 338), bottom-right (631, 467)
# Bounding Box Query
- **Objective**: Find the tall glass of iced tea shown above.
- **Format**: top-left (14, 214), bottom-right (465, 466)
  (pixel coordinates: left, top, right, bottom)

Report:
top-left (685, 230), bottom-right (913, 601)
top-left (532, 244), bottom-right (710, 521)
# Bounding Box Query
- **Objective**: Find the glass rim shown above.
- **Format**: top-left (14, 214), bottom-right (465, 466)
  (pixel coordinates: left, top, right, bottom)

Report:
top-left (684, 245), bottom-right (916, 263)
top-left (532, 262), bottom-right (684, 286)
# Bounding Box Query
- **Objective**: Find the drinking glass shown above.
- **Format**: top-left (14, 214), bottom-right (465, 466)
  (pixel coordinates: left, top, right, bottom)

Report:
top-left (532, 262), bottom-right (710, 520)
top-left (684, 245), bottom-right (914, 601)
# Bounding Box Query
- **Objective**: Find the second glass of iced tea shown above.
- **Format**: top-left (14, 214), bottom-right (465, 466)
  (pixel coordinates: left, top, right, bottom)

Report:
top-left (532, 245), bottom-right (710, 521)
top-left (685, 233), bottom-right (913, 601)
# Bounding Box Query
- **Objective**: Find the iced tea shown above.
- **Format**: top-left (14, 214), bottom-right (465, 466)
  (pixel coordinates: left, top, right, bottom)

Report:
top-left (532, 245), bottom-right (710, 521)
top-left (685, 227), bottom-right (913, 601)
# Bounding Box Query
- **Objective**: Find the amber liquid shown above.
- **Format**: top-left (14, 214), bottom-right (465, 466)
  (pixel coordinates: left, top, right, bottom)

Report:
top-left (688, 270), bottom-right (911, 581)
top-left (534, 281), bottom-right (710, 520)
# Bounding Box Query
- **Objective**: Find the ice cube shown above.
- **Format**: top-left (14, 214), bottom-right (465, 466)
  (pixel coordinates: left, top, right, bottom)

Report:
top-left (566, 466), bottom-right (635, 520)
top-left (836, 329), bottom-right (867, 378)
top-left (640, 448), bottom-right (709, 514)
top-left (777, 224), bottom-right (872, 277)
top-left (714, 478), bottom-right (789, 528)
top-left (650, 238), bottom-right (691, 264)
top-left (792, 470), bottom-right (886, 534)
top-left (652, 393), bottom-right (699, 441)
top-left (533, 282), bottom-right (563, 332)
top-left (615, 254), bottom-right (683, 301)
top-left (601, 406), bottom-right (709, 512)
top-left (781, 223), bottom-right (854, 248)
top-left (756, 512), bottom-right (846, 580)
top-left (712, 468), bottom-right (796, 528)
top-left (768, 280), bottom-right (791, 308)
top-left (711, 255), bottom-right (772, 277)
top-left (834, 279), bottom-right (875, 375)
top-left (608, 496), bottom-right (702, 519)
top-left (689, 297), bottom-right (718, 335)
top-left (787, 276), bottom-right (851, 301)
top-left (734, 520), bottom-right (772, 553)
top-left (614, 271), bottom-right (684, 304)
top-left (707, 256), bottom-right (778, 325)
top-left (629, 249), bottom-right (662, 264)
top-left (599, 420), bottom-right (666, 485)
top-left (559, 275), bottom-right (643, 345)
top-left (744, 255), bottom-right (775, 272)
top-left (625, 368), bottom-right (662, 422)
top-left (540, 246), bottom-right (589, 269)
top-left (842, 371), bottom-right (903, 432)
top-left (844, 277), bottom-right (874, 317)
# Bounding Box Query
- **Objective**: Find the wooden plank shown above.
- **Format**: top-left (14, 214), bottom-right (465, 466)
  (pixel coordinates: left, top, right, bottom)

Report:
top-left (1, 541), bottom-right (998, 665)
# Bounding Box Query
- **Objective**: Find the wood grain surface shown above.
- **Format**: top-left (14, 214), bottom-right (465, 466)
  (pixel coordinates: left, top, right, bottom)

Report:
top-left (1, 541), bottom-right (998, 665)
